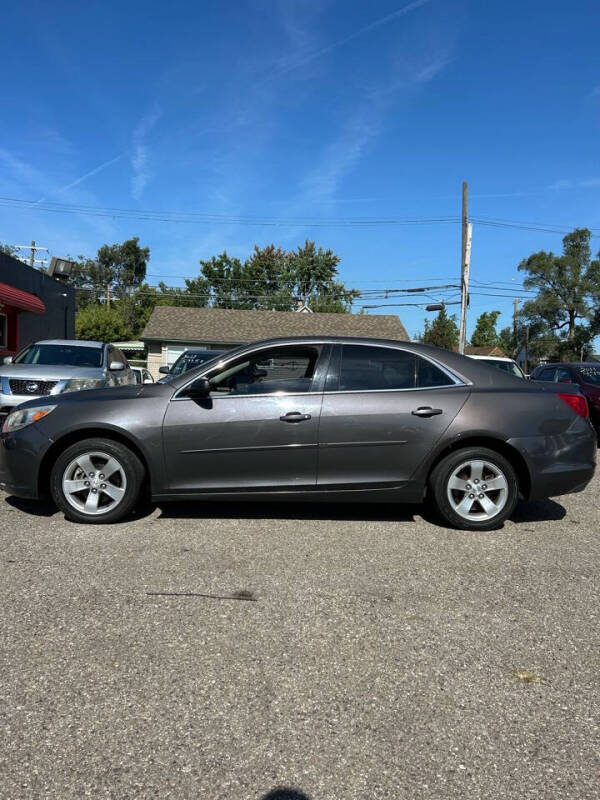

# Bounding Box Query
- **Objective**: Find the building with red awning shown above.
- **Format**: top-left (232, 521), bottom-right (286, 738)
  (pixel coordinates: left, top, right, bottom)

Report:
top-left (0, 252), bottom-right (75, 357)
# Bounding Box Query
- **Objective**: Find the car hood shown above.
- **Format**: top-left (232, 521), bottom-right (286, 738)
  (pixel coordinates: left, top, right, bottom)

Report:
top-left (13, 380), bottom-right (173, 411)
top-left (0, 364), bottom-right (103, 380)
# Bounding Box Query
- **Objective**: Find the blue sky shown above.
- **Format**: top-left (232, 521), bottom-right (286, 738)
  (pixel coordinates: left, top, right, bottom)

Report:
top-left (1, 0), bottom-right (599, 338)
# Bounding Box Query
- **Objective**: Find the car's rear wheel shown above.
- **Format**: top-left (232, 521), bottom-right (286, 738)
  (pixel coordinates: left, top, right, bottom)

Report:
top-left (429, 447), bottom-right (519, 531)
top-left (50, 438), bottom-right (144, 524)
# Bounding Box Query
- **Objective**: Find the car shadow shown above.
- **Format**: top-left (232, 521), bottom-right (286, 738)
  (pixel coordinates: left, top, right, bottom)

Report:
top-left (3, 494), bottom-right (567, 527)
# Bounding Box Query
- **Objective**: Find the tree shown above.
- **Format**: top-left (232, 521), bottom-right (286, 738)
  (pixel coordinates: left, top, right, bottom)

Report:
top-left (518, 228), bottom-right (600, 361)
top-left (470, 310), bottom-right (501, 348)
top-left (75, 304), bottom-right (132, 342)
top-left (0, 242), bottom-right (19, 257)
top-left (286, 240), bottom-right (358, 312)
top-left (199, 252), bottom-right (248, 309)
top-left (69, 237), bottom-right (150, 306)
top-left (422, 306), bottom-right (460, 350)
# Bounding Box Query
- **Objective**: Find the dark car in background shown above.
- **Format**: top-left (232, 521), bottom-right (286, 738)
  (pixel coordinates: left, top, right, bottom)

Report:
top-left (530, 363), bottom-right (600, 430)
top-left (158, 348), bottom-right (226, 380)
top-left (0, 337), bottom-right (595, 531)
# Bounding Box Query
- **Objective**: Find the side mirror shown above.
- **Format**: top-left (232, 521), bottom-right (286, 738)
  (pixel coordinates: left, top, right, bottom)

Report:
top-left (143, 377), bottom-right (154, 384)
top-left (3, 356), bottom-right (13, 364)
top-left (184, 377), bottom-right (211, 398)
top-left (158, 365), bottom-right (170, 374)
top-left (109, 361), bottom-right (125, 371)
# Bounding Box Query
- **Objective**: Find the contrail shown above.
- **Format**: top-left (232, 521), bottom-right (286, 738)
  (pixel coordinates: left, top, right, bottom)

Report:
top-left (274, 0), bottom-right (432, 77)
top-left (32, 152), bottom-right (125, 206)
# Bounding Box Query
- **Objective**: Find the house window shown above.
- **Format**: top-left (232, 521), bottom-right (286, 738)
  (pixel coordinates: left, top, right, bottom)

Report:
top-left (0, 314), bottom-right (7, 349)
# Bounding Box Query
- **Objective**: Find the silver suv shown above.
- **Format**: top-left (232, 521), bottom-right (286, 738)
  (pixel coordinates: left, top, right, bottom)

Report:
top-left (0, 339), bottom-right (135, 416)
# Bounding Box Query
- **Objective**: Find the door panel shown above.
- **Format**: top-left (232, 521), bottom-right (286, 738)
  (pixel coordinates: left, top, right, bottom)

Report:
top-left (162, 393), bottom-right (322, 491)
top-left (317, 388), bottom-right (469, 488)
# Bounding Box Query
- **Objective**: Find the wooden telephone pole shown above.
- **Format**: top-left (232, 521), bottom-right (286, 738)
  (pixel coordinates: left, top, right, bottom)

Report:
top-left (458, 182), bottom-right (472, 354)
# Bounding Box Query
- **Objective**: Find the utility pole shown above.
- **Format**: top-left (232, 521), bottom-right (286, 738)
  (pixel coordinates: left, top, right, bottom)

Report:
top-left (513, 299), bottom-right (519, 356)
top-left (29, 240), bottom-right (36, 268)
top-left (524, 325), bottom-right (529, 375)
top-left (106, 283), bottom-right (111, 309)
top-left (458, 181), bottom-right (471, 354)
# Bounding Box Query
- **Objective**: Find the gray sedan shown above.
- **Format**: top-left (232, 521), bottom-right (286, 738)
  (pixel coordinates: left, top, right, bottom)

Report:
top-left (0, 337), bottom-right (596, 530)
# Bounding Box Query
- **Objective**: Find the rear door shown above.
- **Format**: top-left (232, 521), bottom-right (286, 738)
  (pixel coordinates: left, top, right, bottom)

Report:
top-left (316, 343), bottom-right (469, 489)
top-left (162, 343), bottom-right (329, 492)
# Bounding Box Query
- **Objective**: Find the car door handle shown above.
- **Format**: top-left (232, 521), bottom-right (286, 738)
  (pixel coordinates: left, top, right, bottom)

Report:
top-left (280, 412), bottom-right (312, 423)
top-left (411, 406), bottom-right (443, 418)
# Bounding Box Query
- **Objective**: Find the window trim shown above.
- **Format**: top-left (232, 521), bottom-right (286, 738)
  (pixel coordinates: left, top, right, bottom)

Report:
top-left (325, 342), bottom-right (466, 394)
top-left (172, 341), bottom-right (330, 401)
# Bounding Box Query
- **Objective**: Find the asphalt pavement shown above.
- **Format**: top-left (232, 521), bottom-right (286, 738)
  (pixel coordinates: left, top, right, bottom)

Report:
top-left (1, 476), bottom-right (599, 799)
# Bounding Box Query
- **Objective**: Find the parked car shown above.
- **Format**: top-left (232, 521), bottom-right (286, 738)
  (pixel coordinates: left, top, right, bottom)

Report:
top-left (0, 337), bottom-right (595, 530)
top-left (0, 339), bottom-right (135, 418)
top-left (158, 348), bottom-right (225, 379)
top-left (467, 354), bottom-right (526, 379)
top-left (530, 362), bottom-right (600, 430)
top-left (131, 366), bottom-right (154, 385)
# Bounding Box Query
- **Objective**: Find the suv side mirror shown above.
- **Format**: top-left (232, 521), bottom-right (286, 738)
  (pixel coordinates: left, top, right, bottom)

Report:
top-left (3, 356), bottom-right (13, 364)
top-left (109, 361), bottom-right (125, 371)
top-left (158, 365), bottom-right (170, 374)
top-left (184, 377), bottom-right (211, 398)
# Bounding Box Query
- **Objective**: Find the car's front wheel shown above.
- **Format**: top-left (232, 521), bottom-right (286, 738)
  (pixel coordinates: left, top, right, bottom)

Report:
top-left (428, 447), bottom-right (519, 531)
top-left (50, 438), bottom-right (144, 524)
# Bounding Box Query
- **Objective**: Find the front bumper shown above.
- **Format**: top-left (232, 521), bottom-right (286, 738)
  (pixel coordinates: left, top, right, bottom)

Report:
top-left (0, 424), bottom-right (53, 499)
top-left (509, 420), bottom-right (597, 500)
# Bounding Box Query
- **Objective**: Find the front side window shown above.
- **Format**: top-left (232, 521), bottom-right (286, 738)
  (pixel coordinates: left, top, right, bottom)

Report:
top-left (205, 345), bottom-right (322, 396)
top-left (14, 344), bottom-right (103, 368)
top-left (333, 345), bottom-right (455, 392)
top-left (555, 367), bottom-right (574, 383)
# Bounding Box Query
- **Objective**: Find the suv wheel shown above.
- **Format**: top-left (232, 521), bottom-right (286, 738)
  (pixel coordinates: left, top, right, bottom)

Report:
top-left (429, 447), bottom-right (519, 531)
top-left (50, 438), bottom-right (144, 524)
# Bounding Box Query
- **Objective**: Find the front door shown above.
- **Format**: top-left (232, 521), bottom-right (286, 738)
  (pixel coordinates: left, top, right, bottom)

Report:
top-left (162, 343), bottom-right (329, 492)
top-left (317, 343), bottom-right (470, 489)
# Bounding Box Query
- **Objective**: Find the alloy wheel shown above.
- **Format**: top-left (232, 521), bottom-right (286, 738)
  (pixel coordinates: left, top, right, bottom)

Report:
top-left (61, 451), bottom-right (127, 516)
top-left (446, 459), bottom-right (509, 523)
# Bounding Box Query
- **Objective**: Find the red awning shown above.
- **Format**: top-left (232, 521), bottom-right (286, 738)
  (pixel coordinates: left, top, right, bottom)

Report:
top-left (0, 282), bottom-right (46, 314)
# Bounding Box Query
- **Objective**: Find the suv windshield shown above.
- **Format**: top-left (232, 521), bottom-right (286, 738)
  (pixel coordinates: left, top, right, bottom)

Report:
top-left (578, 365), bottom-right (600, 385)
top-left (13, 344), bottom-right (103, 368)
top-left (479, 359), bottom-right (525, 379)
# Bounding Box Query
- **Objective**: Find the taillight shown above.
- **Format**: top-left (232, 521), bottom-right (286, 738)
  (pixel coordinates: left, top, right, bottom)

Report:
top-left (558, 393), bottom-right (589, 418)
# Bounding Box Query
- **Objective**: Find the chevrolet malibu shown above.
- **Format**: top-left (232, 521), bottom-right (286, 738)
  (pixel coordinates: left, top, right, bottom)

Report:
top-left (0, 337), bottom-right (596, 530)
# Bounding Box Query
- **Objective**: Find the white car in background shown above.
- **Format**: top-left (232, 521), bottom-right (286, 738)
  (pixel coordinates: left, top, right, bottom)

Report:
top-left (467, 354), bottom-right (527, 379)
top-left (131, 366), bottom-right (154, 384)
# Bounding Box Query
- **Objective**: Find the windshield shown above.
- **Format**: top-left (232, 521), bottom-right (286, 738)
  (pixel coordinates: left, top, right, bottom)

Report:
top-left (479, 359), bottom-right (525, 379)
top-left (578, 365), bottom-right (600, 386)
top-left (14, 344), bottom-right (103, 368)
top-left (169, 350), bottom-right (223, 376)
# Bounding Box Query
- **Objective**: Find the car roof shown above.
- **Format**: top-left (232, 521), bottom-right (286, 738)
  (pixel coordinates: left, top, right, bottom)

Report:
top-left (34, 339), bottom-right (105, 348)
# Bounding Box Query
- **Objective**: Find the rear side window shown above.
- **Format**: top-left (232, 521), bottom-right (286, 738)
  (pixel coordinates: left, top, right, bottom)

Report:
top-left (334, 345), bottom-right (455, 391)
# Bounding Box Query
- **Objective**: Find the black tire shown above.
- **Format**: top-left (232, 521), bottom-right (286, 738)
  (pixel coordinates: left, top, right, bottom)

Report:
top-left (428, 447), bottom-right (519, 531)
top-left (50, 437), bottom-right (144, 524)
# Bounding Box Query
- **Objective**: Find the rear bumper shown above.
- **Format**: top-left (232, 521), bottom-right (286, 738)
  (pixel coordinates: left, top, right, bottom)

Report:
top-left (508, 421), bottom-right (597, 500)
top-left (0, 424), bottom-right (52, 500)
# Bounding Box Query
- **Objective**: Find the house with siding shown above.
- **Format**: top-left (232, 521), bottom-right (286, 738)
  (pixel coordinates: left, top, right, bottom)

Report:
top-left (141, 306), bottom-right (409, 379)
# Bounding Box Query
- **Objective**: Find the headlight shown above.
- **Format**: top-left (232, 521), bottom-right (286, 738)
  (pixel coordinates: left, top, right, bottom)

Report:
top-left (60, 378), bottom-right (104, 393)
top-left (2, 405), bottom-right (57, 433)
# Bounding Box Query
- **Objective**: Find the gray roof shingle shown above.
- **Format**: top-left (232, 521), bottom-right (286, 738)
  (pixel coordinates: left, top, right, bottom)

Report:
top-left (141, 306), bottom-right (409, 344)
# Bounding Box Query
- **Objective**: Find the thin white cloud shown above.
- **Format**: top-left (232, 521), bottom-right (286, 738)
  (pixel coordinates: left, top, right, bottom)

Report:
top-left (131, 106), bottom-right (163, 200)
top-left (548, 178), bottom-right (600, 190)
top-left (267, 0), bottom-right (432, 81)
top-left (56, 153), bottom-right (124, 195)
